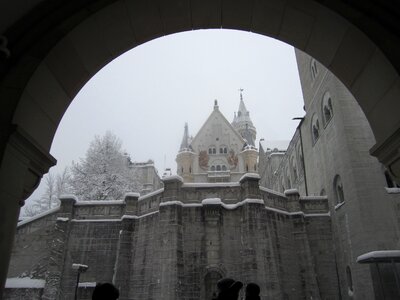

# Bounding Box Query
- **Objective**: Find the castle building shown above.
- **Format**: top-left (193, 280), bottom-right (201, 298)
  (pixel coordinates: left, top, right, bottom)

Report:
top-left (176, 97), bottom-right (258, 183)
top-left (4, 53), bottom-right (400, 300)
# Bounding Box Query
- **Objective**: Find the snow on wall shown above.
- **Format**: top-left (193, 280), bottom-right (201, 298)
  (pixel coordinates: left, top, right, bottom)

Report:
top-left (17, 207), bottom-right (60, 228)
top-left (5, 277), bottom-right (45, 288)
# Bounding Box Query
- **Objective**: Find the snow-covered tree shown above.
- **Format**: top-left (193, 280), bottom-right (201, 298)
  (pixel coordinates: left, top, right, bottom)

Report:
top-left (23, 168), bottom-right (71, 217)
top-left (69, 131), bottom-right (141, 200)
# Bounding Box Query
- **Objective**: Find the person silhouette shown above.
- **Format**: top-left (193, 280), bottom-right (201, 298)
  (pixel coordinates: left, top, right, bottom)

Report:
top-left (245, 282), bottom-right (260, 300)
top-left (92, 282), bottom-right (119, 300)
top-left (216, 277), bottom-right (243, 300)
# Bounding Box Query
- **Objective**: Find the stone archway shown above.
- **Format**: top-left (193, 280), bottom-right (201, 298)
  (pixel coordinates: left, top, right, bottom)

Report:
top-left (1, 0), bottom-right (400, 296)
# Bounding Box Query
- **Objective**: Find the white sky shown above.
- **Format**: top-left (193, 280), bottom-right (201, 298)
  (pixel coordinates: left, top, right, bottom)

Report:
top-left (26, 29), bottom-right (305, 204)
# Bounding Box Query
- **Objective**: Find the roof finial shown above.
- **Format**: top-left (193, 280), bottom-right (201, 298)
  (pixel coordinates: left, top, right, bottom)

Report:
top-left (214, 99), bottom-right (219, 110)
top-left (239, 88), bottom-right (244, 101)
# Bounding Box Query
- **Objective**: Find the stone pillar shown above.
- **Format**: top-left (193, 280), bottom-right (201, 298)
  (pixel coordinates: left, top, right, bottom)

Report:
top-left (161, 175), bottom-right (183, 203)
top-left (239, 173), bottom-right (261, 199)
top-left (0, 127), bottom-right (55, 298)
top-left (113, 217), bottom-right (135, 300)
top-left (158, 202), bottom-right (183, 300)
top-left (124, 192), bottom-right (140, 215)
top-left (284, 189), bottom-right (301, 212)
top-left (42, 195), bottom-right (76, 300)
top-left (203, 200), bottom-right (222, 267)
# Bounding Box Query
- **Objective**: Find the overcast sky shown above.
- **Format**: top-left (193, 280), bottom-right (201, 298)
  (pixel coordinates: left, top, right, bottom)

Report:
top-left (26, 29), bottom-right (305, 205)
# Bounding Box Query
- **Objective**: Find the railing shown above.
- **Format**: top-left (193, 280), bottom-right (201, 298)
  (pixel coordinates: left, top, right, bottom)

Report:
top-left (207, 171), bottom-right (231, 178)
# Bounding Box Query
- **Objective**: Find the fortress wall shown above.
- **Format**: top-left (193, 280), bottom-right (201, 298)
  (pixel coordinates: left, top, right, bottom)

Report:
top-left (8, 209), bottom-right (59, 278)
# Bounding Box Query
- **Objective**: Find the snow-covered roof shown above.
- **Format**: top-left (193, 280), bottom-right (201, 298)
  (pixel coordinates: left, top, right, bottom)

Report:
top-left (5, 277), bottom-right (45, 289)
top-left (162, 175), bottom-right (184, 182)
top-left (357, 250), bottom-right (400, 263)
top-left (259, 140), bottom-right (290, 151)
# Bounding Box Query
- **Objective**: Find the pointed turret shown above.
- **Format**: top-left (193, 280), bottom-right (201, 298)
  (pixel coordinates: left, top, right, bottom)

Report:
top-left (179, 122), bottom-right (192, 151)
top-left (232, 89), bottom-right (257, 146)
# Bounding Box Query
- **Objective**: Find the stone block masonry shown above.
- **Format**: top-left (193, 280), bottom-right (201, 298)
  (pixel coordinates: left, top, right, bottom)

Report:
top-left (6, 174), bottom-right (337, 300)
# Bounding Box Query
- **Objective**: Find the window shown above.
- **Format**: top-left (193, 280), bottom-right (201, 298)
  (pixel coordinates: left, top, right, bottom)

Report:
top-left (219, 148), bottom-right (223, 154)
top-left (310, 59), bottom-right (318, 81)
top-left (222, 165), bottom-right (227, 171)
top-left (291, 158), bottom-right (297, 181)
top-left (212, 148), bottom-right (216, 154)
top-left (311, 114), bottom-right (320, 144)
top-left (334, 175), bottom-right (345, 204)
top-left (216, 165), bottom-right (221, 171)
top-left (322, 91), bottom-right (333, 126)
top-left (224, 147), bottom-right (227, 154)
top-left (211, 166), bottom-right (215, 171)
top-left (209, 147), bottom-right (216, 154)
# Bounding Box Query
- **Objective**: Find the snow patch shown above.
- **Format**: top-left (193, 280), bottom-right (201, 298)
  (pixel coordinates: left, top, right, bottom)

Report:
top-left (59, 194), bottom-right (79, 202)
top-left (284, 189), bottom-right (299, 196)
top-left (239, 173), bottom-right (260, 182)
top-left (138, 188), bottom-right (164, 201)
top-left (162, 175), bottom-right (183, 182)
top-left (299, 196), bottom-right (328, 201)
top-left (71, 218), bottom-right (121, 223)
top-left (334, 201), bottom-right (345, 211)
top-left (385, 187), bottom-right (400, 194)
top-left (18, 206), bottom-right (60, 228)
top-left (75, 200), bottom-right (124, 206)
top-left (5, 277), bottom-right (45, 288)
top-left (78, 282), bottom-right (97, 288)
top-left (183, 182), bottom-right (240, 188)
top-left (56, 217), bottom-right (69, 222)
top-left (202, 198), bottom-right (222, 205)
top-left (357, 250), bottom-right (400, 263)
top-left (259, 186), bottom-right (286, 197)
top-left (124, 192), bottom-right (140, 198)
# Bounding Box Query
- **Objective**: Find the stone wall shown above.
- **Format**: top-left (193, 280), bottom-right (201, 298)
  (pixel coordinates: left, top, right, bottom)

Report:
top-left (7, 175), bottom-right (336, 300)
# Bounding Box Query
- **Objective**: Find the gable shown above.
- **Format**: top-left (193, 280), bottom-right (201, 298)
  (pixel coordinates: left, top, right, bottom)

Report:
top-left (190, 109), bottom-right (245, 153)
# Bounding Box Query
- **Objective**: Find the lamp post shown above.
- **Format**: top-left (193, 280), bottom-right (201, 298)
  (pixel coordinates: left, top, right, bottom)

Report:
top-left (72, 263), bottom-right (88, 300)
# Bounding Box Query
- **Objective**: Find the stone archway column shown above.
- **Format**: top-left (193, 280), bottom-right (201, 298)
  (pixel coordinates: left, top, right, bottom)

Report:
top-left (0, 126), bottom-right (56, 298)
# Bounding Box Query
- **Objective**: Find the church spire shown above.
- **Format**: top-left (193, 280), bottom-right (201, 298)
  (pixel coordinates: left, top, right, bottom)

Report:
top-left (179, 122), bottom-right (192, 151)
top-left (232, 88), bottom-right (257, 146)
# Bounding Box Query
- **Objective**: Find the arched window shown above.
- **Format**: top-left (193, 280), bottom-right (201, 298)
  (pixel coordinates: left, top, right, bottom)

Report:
top-left (221, 165), bottom-right (227, 171)
top-left (310, 59), bottom-right (318, 81)
top-left (322, 91), bottom-right (333, 126)
top-left (208, 148), bottom-right (212, 154)
top-left (216, 165), bottom-right (221, 171)
top-left (311, 114), bottom-right (320, 145)
top-left (320, 189), bottom-right (326, 196)
top-left (334, 175), bottom-right (345, 204)
top-left (212, 148), bottom-right (216, 154)
top-left (219, 147), bottom-right (223, 154)
top-left (224, 147), bottom-right (227, 154)
top-left (211, 166), bottom-right (215, 171)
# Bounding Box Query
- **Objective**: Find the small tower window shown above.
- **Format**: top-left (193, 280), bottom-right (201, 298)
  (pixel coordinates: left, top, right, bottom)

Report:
top-left (322, 91), bottom-right (333, 126)
top-left (334, 175), bottom-right (345, 205)
top-left (310, 59), bottom-right (318, 81)
top-left (311, 114), bottom-right (320, 145)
